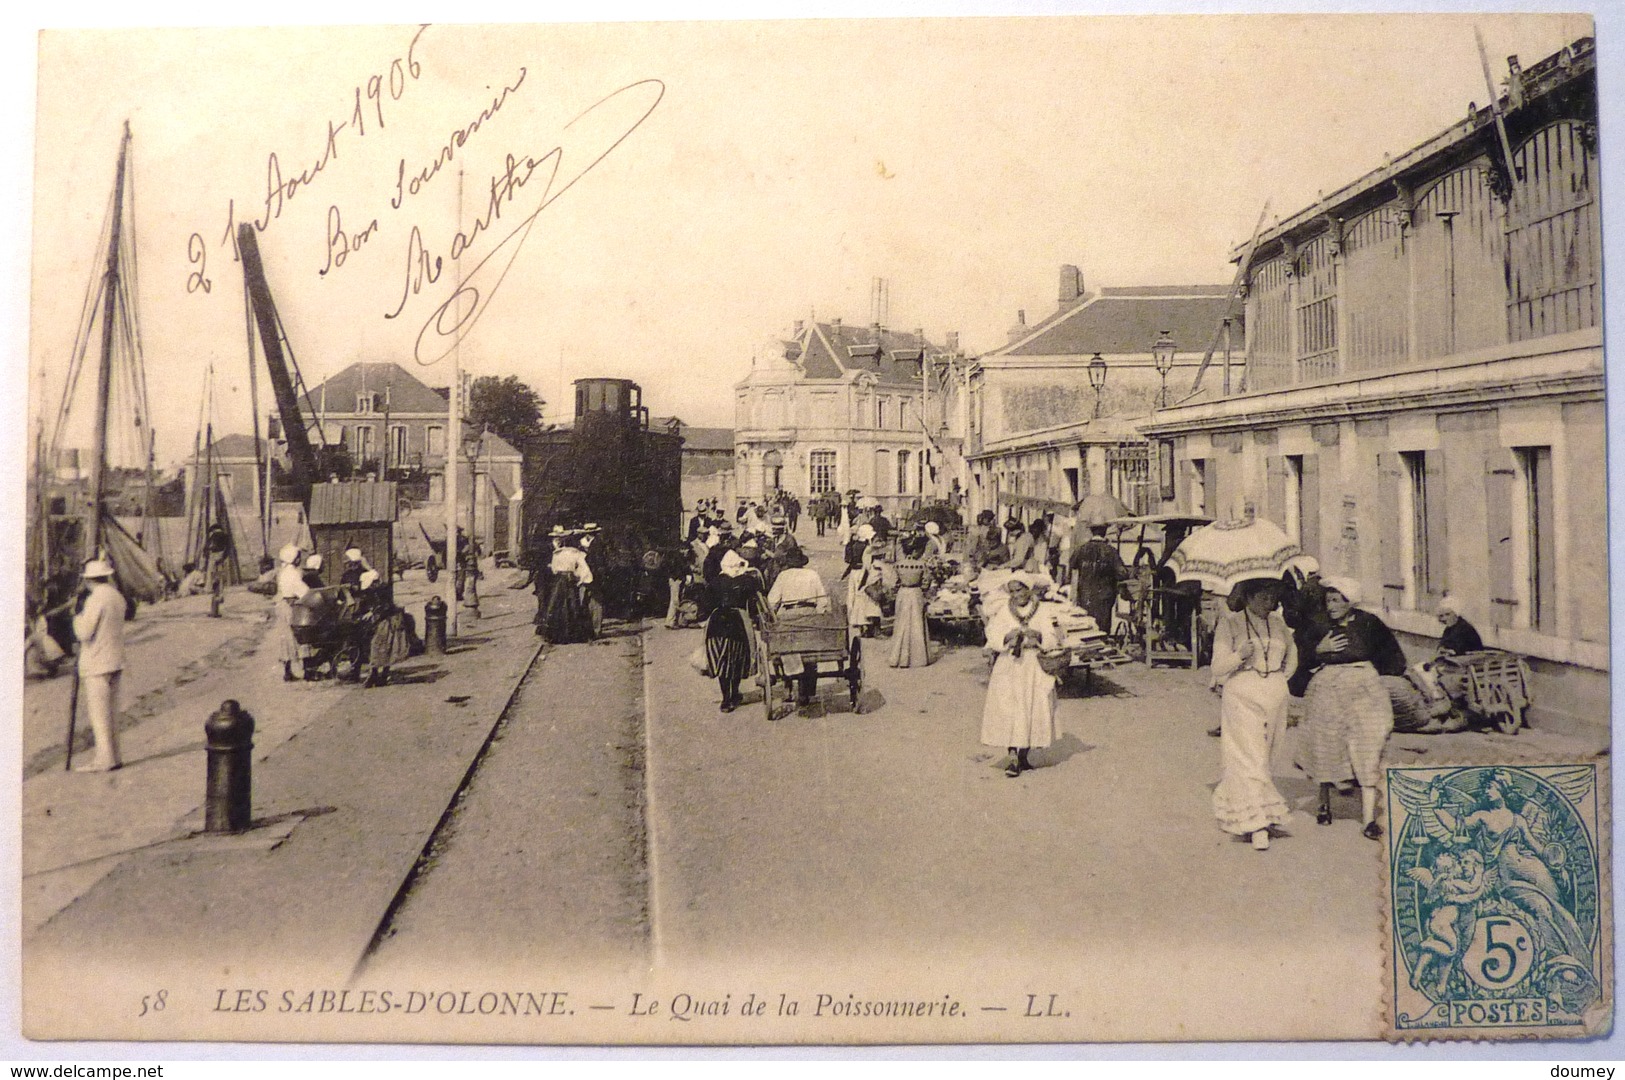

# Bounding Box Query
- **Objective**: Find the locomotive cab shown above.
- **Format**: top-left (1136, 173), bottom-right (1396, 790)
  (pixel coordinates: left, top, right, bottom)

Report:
top-left (574, 378), bottom-right (650, 434)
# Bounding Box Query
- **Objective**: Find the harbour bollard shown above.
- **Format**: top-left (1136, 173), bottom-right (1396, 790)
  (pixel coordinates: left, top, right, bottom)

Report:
top-left (204, 700), bottom-right (255, 833)
top-left (424, 595), bottom-right (447, 655)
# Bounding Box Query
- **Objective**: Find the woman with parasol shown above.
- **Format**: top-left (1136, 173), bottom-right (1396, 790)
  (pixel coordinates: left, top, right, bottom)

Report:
top-left (1209, 577), bottom-right (1297, 850)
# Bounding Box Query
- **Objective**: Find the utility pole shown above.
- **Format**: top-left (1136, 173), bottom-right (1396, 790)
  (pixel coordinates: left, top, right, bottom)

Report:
top-left (444, 168), bottom-right (464, 637)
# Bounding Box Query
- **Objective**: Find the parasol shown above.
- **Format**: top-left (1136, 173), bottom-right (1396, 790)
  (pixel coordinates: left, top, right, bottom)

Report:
top-left (1075, 492), bottom-right (1131, 526)
top-left (1167, 512), bottom-right (1317, 595)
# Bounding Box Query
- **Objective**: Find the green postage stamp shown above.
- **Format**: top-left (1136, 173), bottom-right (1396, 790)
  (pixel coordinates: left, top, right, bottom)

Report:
top-left (1385, 763), bottom-right (1612, 1040)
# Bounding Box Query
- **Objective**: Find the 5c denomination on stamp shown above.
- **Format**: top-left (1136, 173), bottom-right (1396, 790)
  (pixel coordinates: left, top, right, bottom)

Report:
top-left (1384, 763), bottom-right (1611, 1040)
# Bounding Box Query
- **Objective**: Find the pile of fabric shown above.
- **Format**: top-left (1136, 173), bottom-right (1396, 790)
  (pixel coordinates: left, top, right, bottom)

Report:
top-left (926, 573), bottom-right (977, 621)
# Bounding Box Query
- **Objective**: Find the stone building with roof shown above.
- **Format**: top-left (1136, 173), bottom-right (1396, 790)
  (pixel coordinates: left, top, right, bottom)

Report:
top-left (298, 361), bottom-right (455, 482)
top-left (734, 320), bottom-right (950, 515)
top-left (1142, 38), bottom-right (1604, 732)
top-left (964, 271), bottom-right (1242, 522)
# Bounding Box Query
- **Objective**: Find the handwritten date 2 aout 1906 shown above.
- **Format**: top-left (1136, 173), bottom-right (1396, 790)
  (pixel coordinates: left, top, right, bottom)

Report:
top-left (186, 24), bottom-right (430, 296)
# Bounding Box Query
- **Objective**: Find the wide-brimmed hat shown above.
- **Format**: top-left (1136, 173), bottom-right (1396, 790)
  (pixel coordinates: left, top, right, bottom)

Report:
top-left (278, 543), bottom-right (302, 566)
top-left (923, 521), bottom-right (941, 536)
top-left (582, 523), bottom-right (601, 533)
top-left (856, 523), bottom-right (875, 542)
top-left (720, 550), bottom-right (749, 578)
top-left (82, 558), bottom-right (115, 579)
top-left (344, 547), bottom-right (363, 562)
top-left (548, 524), bottom-right (567, 537)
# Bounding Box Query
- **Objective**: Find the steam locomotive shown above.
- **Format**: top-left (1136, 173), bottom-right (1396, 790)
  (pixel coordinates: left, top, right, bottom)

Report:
top-left (518, 378), bottom-right (685, 617)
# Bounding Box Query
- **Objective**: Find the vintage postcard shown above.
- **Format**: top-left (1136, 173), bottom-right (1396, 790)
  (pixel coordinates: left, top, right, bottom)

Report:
top-left (16, 11), bottom-right (1615, 1048)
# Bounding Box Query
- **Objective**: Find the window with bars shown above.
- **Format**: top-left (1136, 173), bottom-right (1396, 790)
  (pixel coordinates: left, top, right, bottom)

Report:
top-left (809, 450), bottom-right (837, 495)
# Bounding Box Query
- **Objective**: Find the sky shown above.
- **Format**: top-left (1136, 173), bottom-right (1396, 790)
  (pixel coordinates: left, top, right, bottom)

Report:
top-left (23, 9), bottom-right (1601, 474)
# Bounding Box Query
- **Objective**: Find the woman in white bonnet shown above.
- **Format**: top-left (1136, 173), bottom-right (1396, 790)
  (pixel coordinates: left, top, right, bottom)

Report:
top-left (274, 544), bottom-right (309, 681)
top-left (1300, 575), bottom-right (1399, 839)
top-left (843, 522), bottom-right (883, 638)
top-left (979, 573), bottom-right (1061, 778)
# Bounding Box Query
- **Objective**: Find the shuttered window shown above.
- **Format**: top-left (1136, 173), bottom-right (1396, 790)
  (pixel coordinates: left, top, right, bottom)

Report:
top-left (1484, 449), bottom-right (1519, 629)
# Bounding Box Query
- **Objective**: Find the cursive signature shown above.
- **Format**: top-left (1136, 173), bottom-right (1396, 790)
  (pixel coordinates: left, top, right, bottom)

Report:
top-left (385, 77), bottom-right (665, 365)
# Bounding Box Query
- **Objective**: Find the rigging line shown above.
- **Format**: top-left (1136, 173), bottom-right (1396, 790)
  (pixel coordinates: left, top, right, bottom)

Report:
top-left (116, 213), bottom-right (152, 440)
top-left (51, 163), bottom-right (124, 457)
top-left (51, 273), bottom-right (108, 458)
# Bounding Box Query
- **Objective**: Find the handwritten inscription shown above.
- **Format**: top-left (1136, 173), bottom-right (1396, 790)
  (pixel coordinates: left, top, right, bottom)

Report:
top-left (188, 24), bottom-right (430, 277)
top-left (388, 78), bottom-right (665, 364)
top-left (183, 23), bottom-right (661, 373)
top-left (256, 24), bottom-right (429, 232)
top-left (391, 68), bottom-right (529, 211)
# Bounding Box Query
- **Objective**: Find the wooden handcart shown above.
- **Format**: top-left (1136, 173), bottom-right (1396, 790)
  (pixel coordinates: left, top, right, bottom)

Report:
top-left (753, 608), bottom-right (863, 721)
top-left (1439, 649), bottom-right (1534, 734)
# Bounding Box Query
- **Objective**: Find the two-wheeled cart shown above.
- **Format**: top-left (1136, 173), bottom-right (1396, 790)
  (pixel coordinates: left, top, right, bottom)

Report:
top-left (753, 608), bottom-right (863, 721)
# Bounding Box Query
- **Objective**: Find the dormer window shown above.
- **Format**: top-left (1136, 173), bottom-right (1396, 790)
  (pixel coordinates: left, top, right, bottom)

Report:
top-left (356, 392), bottom-right (382, 414)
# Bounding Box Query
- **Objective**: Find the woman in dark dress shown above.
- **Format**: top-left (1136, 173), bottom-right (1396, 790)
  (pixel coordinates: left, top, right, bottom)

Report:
top-left (540, 531), bottom-right (594, 645)
top-left (705, 549), bottom-right (763, 712)
top-left (1435, 595), bottom-right (1484, 655)
top-left (1301, 576), bottom-right (1400, 839)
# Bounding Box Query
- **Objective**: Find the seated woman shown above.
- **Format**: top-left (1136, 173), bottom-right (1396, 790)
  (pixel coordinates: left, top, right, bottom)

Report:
top-left (1436, 595), bottom-right (1484, 655)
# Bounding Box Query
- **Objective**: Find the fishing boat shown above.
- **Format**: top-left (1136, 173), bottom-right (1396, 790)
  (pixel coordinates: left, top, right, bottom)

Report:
top-left (28, 121), bottom-right (167, 616)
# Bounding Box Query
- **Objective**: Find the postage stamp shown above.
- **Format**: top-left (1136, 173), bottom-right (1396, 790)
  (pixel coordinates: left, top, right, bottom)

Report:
top-left (1385, 763), bottom-right (1612, 1040)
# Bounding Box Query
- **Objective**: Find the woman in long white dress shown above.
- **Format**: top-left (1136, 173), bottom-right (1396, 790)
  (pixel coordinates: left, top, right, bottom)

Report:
top-left (1210, 579), bottom-right (1298, 850)
top-left (980, 575), bottom-right (1061, 777)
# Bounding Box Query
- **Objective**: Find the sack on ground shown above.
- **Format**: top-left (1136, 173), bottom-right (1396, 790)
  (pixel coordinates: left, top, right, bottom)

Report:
top-left (688, 646), bottom-right (712, 677)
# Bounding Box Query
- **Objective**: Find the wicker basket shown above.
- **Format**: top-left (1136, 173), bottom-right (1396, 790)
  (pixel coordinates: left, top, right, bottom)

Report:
top-left (1037, 648), bottom-right (1073, 676)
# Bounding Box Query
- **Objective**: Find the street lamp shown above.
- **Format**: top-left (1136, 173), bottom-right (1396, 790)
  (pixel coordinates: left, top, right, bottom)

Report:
top-left (1087, 353), bottom-right (1107, 419)
top-left (1152, 330), bottom-right (1176, 409)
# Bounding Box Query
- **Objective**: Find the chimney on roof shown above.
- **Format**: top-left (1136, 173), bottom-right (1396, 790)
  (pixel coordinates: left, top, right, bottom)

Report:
top-left (1007, 309), bottom-right (1027, 344)
top-left (793, 319), bottom-right (803, 336)
top-left (1059, 264), bottom-right (1083, 304)
top-left (946, 331), bottom-right (959, 354)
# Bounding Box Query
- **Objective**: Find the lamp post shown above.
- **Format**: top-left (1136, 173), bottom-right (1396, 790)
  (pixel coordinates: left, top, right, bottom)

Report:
top-left (1152, 330), bottom-right (1176, 409)
top-left (1087, 353), bottom-right (1107, 419)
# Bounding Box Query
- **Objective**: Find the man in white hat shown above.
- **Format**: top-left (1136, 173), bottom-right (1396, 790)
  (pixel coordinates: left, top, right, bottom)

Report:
top-left (71, 558), bottom-right (126, 772)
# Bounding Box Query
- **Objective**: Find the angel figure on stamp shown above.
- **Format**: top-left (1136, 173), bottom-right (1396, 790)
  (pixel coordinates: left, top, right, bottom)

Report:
top-left (1404, 848), bottom-right (1488, 995)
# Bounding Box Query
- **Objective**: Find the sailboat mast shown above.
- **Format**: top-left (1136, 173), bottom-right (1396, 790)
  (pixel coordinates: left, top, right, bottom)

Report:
top-left (86, 120), bottom-right (132, 561)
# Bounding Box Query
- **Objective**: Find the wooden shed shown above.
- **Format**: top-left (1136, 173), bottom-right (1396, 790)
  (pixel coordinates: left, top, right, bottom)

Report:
top-left (308, 480), bottom-right (397, 598)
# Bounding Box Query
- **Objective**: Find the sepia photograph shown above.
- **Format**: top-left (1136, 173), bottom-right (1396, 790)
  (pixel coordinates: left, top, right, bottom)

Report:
top-left (11, 6), bottom-right (1617, 1051)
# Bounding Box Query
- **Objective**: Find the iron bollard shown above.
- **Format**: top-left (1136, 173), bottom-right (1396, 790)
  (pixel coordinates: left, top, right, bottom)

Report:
top-left (204, 700), bottom-right (255, 833)
top-left (424, 595), bottom-right (447, 655)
